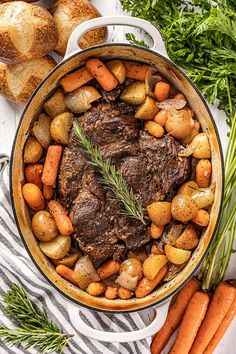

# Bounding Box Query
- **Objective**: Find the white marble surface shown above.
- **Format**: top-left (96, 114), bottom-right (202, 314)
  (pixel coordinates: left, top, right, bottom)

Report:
top-left (0, 0), bottom-right (235, 353)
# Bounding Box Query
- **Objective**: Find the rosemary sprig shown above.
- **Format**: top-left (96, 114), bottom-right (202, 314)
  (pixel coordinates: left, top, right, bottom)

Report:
top-left (73, 123), bottom-right (145, 224)
top-left (0, 284), bottom-right (72, 353)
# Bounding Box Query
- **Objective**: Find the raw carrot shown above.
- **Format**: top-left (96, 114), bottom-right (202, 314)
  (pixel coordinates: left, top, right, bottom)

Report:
top-left (60, 67), bottom-right (93, 93)
top-left (86, 58), bottom-right (118, 91)
top-left (41, 145), bottom-right (62, 186)
top-left (48, 200), bottom-right (74, 236)
top-left (56, 265), bottom-right (77, 285)
top-left (169, 291), bottom-right (210, 354)
top-left (151, 277), bottom-right (201, 354)
top-left (204, 290), bottom-right (236, 354)
top-left (123, 60), bottom-right (149, 81)
top-left (190, 282), bottom-right (236, 354)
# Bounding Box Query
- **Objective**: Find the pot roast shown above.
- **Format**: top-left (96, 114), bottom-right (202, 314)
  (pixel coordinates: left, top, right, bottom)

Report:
top-left (58, 101), bottom-right (190, 262)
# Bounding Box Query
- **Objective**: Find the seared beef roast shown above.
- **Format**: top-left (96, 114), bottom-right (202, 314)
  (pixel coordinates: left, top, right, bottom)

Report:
top-left (58, 101), bottom-right (190, 261)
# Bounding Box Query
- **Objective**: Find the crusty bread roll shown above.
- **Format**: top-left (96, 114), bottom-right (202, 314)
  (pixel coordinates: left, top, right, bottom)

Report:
top-left (50, 0), bottom-right (106, 56)
top-left (0, 56), bottom-right (56, 103)
top-left (0, 2), bottom-right (58, 64)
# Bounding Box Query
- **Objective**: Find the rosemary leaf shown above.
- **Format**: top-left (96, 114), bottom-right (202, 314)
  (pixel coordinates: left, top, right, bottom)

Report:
top-left (73, 123), bottom-right (146, 224)
top-left (0, 284), bottom-right (72, 353)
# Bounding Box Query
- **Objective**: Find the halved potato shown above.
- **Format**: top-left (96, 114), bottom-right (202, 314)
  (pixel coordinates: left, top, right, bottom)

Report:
top-left (52, 253), bottom-right (81, 268)
top-left (43, 89), bottom-right (67, 118)
top-left (50, 112), bottom-right (73, 144)
top-left (143, 254), bottom-right (168, 280)
top-left (171, 195), bottom-right (198, 222)
top-left (106, 60), bottom-right (126, 84)
top-left (175, 224), bottom-right (199, 250)
top-left (39, 234), bottom-right (71, 260)
top-left (165, 244), bottom-right (191, 265)
top-left (135, 96), bottom-right (159, 120)
top-left (23, 137), bottom-right (43, 163)
top-left (120, 81), bottom-right (146, 105)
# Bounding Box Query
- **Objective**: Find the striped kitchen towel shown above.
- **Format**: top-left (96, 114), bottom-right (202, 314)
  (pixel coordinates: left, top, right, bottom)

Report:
top-left (0, 155), bottom-right (151, 354)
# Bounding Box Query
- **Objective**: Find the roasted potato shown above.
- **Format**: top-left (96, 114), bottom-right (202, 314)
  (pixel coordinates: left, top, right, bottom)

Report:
top-left (22, 183), bottom-right (45, 211)
top-left (23, 137), bottom-right (43, 163)
top-left (65, 86), bottom-right (101, 113)
top-left (192, 209), bottom-right (210, 227)
top-left (143, 254), bottom-right (168, 280)
top-left (73, 256), bottom-right (99, 290)
top-left (196, 159), bottom-right (212, 188)
top-left (120, 81), bottom-right (146, 105)
top-left (179, 133), bottom-right (211, 159)
top-left (181, 121), bottom-right (200, 146)
top-left (52, 253), bottom-right (81, 268)
top-left (39, 234), bottom-right (71, 259)
top-left (120, 258), bottom-right (143, 278)
top-left (191, 184), bottom-right (215, 209)
top-left (175, 224), bottom-right (199, 250)
top-left (106, 60), bottom-right (126, 84)
top-left (32, 114), bottom-right (51, 148)
top-left (32, 210), bottom-right (58, 242)
top-left (135, 96), bottom-right (159, 120)
top-left (171, 195), bottom-right (198, 222)
top-left (50, 112), bottom-right (73, 145)
top-left (165, 245), bottom-right (191, 265)
top-left (43, 89), bottom-right (67, 118)
top-left (147, 202), bottom-right (172, 225)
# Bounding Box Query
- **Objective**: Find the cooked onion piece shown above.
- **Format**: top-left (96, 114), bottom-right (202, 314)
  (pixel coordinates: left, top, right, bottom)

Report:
top-left (116, 271), bottom-right (139, 291)
top-left (165, 245), bottom-right (191, 265)
top-left (39, 234), bottom-right (71, 260)
top-left (171, 195), bottom-right (198, 222)
top-left (179, 133), bottom-right (211, 158)
top-left (120, 81), bottom-right (146, 105)
top-left (145, 67), bottom-right (162, 98)
top-left (65, 86), bottom-right (101, 113)
top-left (165, 108), bottom-right (194, 139)
top-left (32, 114), bottom-right (51, 149)
top-left (191, 184), bottom-right (215, 209)
top-left (73, 256), bottom-right (99, 290)
top-left (52, 253), bottom-right (81, 267)
top-left (50, 112), bottom-right (73, 144)
top-left (156, 98), bottom-right (186, 110)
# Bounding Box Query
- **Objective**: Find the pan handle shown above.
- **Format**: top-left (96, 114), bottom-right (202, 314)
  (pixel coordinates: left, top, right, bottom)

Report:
top-left (67, 298), bottom-right (171, 343)
top-left (65, 16), bottom-right (169, 59)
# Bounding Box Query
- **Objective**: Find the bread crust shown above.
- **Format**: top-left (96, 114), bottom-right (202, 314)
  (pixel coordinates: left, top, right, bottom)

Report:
top-left (0, 56), bottom-right (56, 103)
top-left (0, 2), bottom-right (58, 64)
top-left (50, 0), bottom-right (106, 56)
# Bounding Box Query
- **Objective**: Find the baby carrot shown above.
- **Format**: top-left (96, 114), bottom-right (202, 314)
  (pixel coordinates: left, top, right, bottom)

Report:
top-left (204, 291), bottom-right (236, 354)
top-left (48, 200), bottom-right (74, 236)
top-left (169, 291), bottom-right (210, 354)
top-left (135, 265), bottom-right (168, 298)
top-left (60, 67), bottom-right (93, 92)
top-left (151, 277), bottom-right (201, 354)
top-left (190, 282), bottom-right (236, 354)
top-left (41, 145), bottom-right (62, 186)
top-left (56, 265), bottom-right (77, 285)
top-left (123, 60), bottom-right (149, 81)
top-left (97, 260), bottom-right (121, 280)
top-left (86, 58), bottom-right (118, 91)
